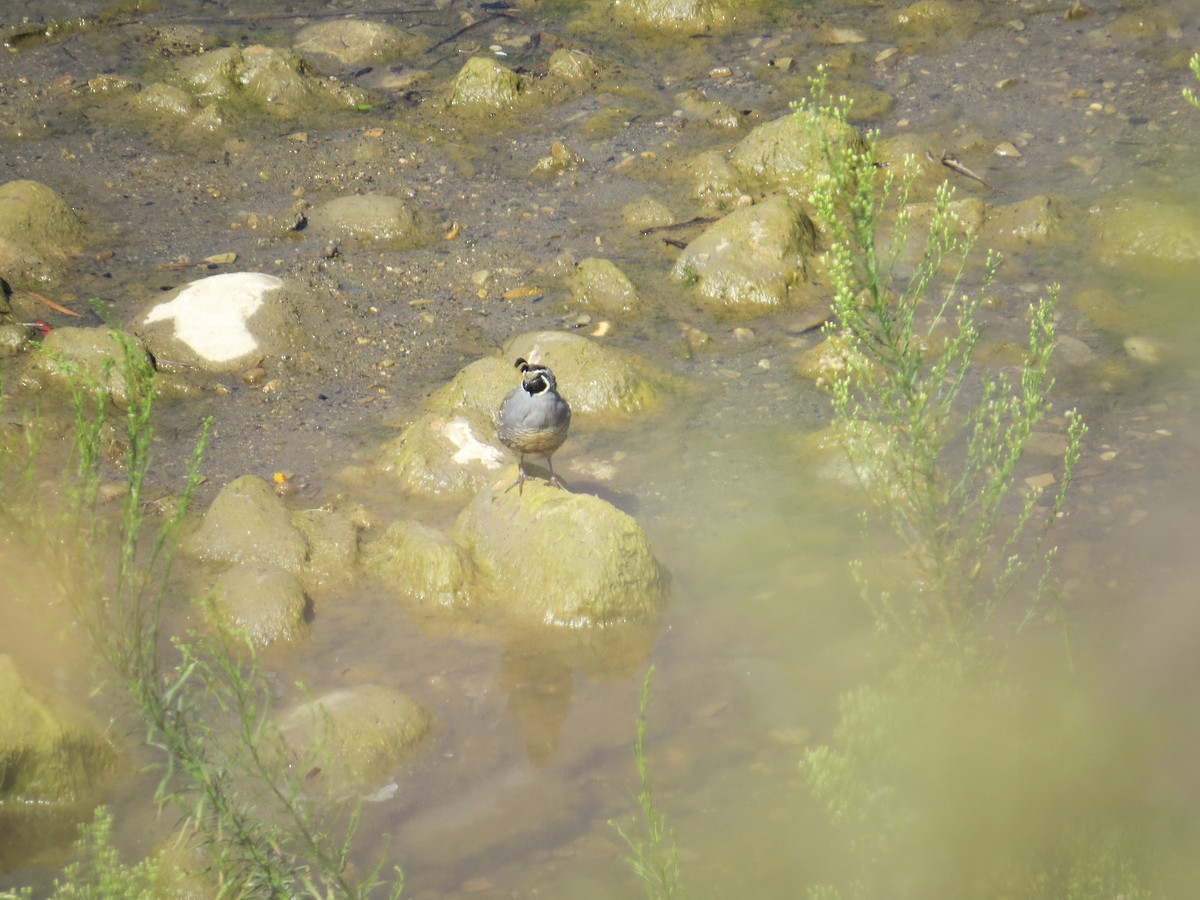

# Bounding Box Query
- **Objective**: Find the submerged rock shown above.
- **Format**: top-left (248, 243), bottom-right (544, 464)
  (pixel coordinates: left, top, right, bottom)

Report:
top-left (33, 327), bottom-right (151, 405)
top-left (1091, 194), bottom-right (1200, 266)
top-left (0, 180), bottom-right (87, 286)
top-left (982, 194), bottom-right (1072, 250)
top-left (454, 480), bottom-right (664, 629)
top-left (611, 0), bottom-right (733, 32)
top-left (209, 562), bottom-right (310, 649)
top-left (279, 684), bottom-right (431, 784)
top-left (672, 195), bottom-right (821, 313)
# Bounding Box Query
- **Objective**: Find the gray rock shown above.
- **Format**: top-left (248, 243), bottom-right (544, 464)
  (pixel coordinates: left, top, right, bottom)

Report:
top-left (278, 684), bottom-right (431, 784)
top-left (186, 475), bottom-right (308, 574)
top-left (360, 520), bottom-right (474, 610)
top-left (453, 481), bottom-right (664, 629)
top-left (0, 180), bottom-right (87, 287)
top-left (307, 193), bottom-right (436, 249)
top-left (672, 195), bottom-right (821, 313)
top-left (209, 562), bottom-right (309, 649)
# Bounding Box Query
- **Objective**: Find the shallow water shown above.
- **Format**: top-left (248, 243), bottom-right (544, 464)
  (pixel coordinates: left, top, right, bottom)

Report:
top-left (3, 0), bottom-right (1200, 896)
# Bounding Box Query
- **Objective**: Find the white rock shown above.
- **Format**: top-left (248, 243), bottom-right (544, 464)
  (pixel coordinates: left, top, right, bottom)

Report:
top-left (144, 272), bottom-right (282, 363)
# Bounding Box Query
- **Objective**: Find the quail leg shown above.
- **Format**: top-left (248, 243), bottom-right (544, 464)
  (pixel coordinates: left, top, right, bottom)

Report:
top-left (504, 455), bottom-right (527, 494)
top-left (547, 456), bottom-right (566, 490)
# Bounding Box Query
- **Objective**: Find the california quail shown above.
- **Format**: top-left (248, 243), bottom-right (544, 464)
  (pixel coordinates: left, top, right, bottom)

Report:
top-left (496, 357), bottom-right (571, 494)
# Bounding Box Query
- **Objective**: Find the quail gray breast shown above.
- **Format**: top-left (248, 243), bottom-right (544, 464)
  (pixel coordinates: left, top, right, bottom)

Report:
top-left (496, 357), bottom-right (571, 494)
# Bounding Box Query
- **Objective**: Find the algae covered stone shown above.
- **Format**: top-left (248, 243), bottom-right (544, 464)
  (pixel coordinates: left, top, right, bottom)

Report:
top-left (0, 179), bottom-right (87, 286)
top-left (0, 654), bottom-right (114, 803)
top-left (448, 56), bottom-right (525, 108)
top-left (379, 409), bottom-right (507, 499)
top-left (569, 258), bottom-right (643, 316)
top-left (672, 195), bottom-right (820, 313)
top-left (430, 331), bottom-right (670, 421)
top-left (186, 475), bottom-right (308, 574)
top-left (209, 562), bottom-right (310, 649)
top-left (454, 482), bottom-right (664, 629)
top-left (730, 112), bottom-right (865, 193)
top-left (361, 519), bottom-right (474, 610)
top-left (1091, 194), bottom-right (1200, 266)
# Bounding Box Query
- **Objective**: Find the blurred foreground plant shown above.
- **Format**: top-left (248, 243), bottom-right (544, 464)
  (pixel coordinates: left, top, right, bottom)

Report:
top-left (797, 74), bottom-right (1084, 657)
top-left (786, 75), bottom-right (1156, 900)
top-left (610, 666), bottom-right (684, 900)
top-left (0, 329), bottom-right (401, 899)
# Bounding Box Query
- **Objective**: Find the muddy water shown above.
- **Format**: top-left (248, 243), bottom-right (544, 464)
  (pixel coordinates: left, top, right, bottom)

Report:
top-left (3, 0), bottom-right (1200, 896)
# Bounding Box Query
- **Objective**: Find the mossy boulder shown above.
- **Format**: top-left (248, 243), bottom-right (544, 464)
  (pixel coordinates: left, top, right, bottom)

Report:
top-left (360, 519), bottom-right (474, 611)
top-left (0, 180), bottom-right (87, 287)
top-left (672, 195), bottom-right (821, 313)
top-left (378, 408), bottom-right (508, 499)
top-left (185, 475), bottom-right (308, 575)
top-left (453, 480), bottom-right (664, 629)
